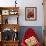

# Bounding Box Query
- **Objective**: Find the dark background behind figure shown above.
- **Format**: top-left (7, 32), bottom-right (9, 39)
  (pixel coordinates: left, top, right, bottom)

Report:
top-left (18, 26), bottom-right (44, 46)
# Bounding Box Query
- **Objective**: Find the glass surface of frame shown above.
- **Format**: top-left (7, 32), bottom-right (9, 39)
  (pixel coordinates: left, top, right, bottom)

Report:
top-left (25, 7), bottom-right (37, 21)
top-left (2, 10), bottom-right (9, 15)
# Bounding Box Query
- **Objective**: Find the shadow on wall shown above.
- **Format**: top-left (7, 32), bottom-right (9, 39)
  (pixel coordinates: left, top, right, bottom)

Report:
top-left (18, 26), bottom-right (44, 44)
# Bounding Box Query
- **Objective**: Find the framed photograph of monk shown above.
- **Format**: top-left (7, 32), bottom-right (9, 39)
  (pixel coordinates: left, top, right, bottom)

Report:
top-left (25, 7), bottom-right (37, 21)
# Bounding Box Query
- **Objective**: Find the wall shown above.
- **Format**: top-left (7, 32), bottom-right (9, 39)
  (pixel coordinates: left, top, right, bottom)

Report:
top-left (0, 0), bottom-right (44, 26)
top-left (18, 0), bottom-right (44, 26)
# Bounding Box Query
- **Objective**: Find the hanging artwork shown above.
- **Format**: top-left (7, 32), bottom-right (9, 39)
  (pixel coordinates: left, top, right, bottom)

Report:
top-left (25, 7), bottom-right (37, 21)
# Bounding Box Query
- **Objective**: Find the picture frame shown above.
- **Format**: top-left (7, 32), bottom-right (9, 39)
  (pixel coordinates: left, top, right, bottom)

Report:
top-left (2, 10), bottom-right (9, 15)
top-left (25, 7), bottom-right (37, 21)
top-left (9, 10), bottom-right (18, 15)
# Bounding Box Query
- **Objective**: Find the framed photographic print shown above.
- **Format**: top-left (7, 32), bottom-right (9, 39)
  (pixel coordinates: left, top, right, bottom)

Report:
top-left (2, 10), bottom-right (9, 15)
top-left (9, 9), bottom-right (18, 15)
top-left (25, 7), bottom-right (37, 21)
